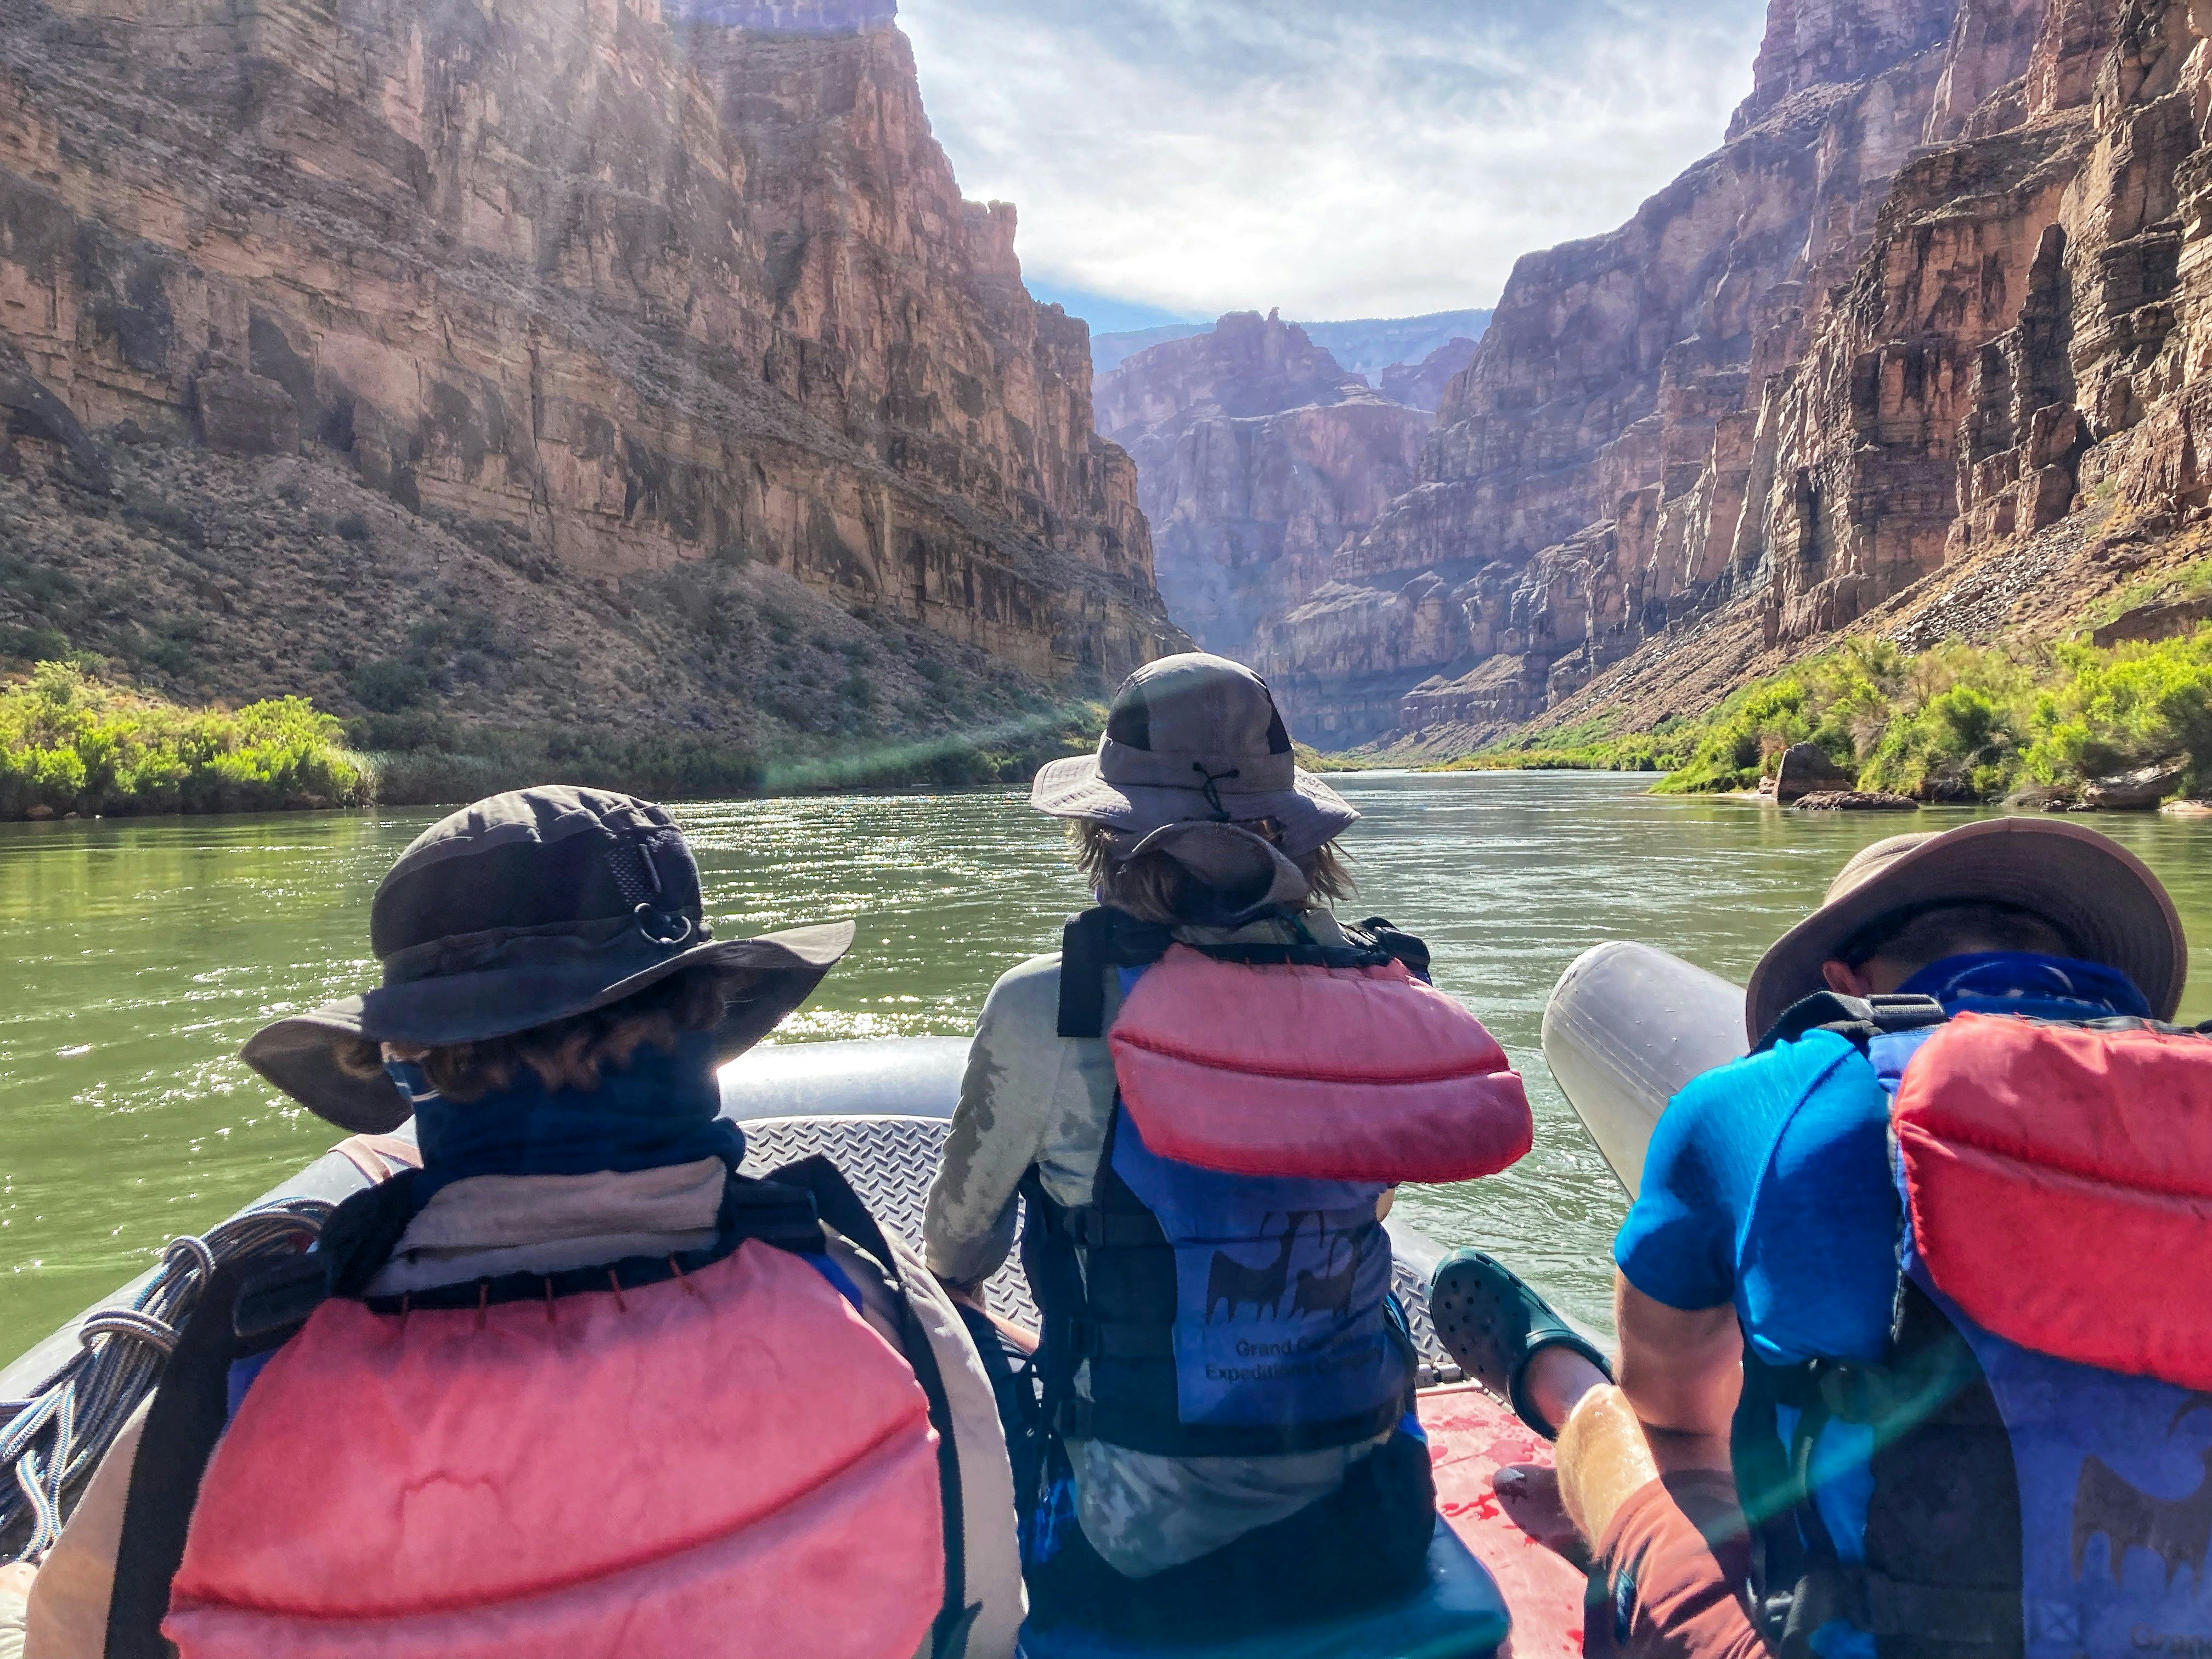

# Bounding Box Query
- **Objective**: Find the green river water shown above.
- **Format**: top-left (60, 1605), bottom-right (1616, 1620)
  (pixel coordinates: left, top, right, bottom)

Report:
top-left (9, 770), bottom-right (2212, 1356)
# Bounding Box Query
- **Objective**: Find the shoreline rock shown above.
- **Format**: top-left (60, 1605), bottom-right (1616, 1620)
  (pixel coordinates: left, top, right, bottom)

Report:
top-left (1793, 791), bottom-right (1918, 812)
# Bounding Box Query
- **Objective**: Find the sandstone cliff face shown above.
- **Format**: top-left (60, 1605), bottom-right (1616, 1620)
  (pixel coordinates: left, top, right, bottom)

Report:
top-left (1273, 0), bottom-right (2212, 755)
top-left (1262, 0), bottom-right (1963, 745)
top-left (0, 0), bottom-right (1173, 752)
top-left (1096, 311), bottom-right (1432, 658)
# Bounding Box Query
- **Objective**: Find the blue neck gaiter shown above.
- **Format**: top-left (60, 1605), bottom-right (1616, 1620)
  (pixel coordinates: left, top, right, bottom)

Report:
top-left (383, 1032), bottom-right (743, 1206)
top-left (1897, 951), bottom-right (2154, 1022)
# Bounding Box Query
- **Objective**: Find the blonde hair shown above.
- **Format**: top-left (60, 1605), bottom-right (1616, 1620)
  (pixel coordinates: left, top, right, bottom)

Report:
top-left (1067, 819), bottom-right (1353, 927)
top-left (335, 967), bottom-right (743, 1103)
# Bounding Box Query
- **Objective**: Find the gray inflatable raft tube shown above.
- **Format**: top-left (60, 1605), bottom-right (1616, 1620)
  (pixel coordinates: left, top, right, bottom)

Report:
top-left (1540, 942), bottom-right (1748, 1200)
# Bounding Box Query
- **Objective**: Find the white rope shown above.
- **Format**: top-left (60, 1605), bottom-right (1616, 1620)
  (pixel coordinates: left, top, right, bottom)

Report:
top-left (0, 1199), bottom-right (331, 1564)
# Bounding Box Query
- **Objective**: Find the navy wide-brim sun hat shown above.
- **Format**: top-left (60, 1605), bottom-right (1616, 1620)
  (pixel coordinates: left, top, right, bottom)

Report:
top-left (242, 788), bottom-right (854, 1135)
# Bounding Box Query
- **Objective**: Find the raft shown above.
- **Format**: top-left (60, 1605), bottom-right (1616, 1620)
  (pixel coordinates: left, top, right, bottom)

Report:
top-left (0, 1035), bottom-right (1591, 1658)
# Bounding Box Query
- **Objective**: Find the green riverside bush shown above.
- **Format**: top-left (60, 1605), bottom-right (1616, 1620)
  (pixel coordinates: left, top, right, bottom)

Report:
top-left (1, 662), bottom-right (373, 818)
top-left (1437, 628), bottom-right (2212, 805)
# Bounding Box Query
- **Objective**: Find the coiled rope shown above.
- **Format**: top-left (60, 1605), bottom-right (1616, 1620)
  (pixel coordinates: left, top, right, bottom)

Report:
top-left (0, 1199), bottom-right (331, 1564)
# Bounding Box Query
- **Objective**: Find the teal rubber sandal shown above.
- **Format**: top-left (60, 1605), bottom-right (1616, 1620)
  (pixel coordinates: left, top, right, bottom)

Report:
top-left (1429, 1246), bottom-right (1612, 1440)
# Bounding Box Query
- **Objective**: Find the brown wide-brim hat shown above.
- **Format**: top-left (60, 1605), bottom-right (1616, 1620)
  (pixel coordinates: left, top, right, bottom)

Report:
top-left (1744, 817), bottom-right (2187, 1042)
top-left (1031, 652), bottom-right (1357, 858)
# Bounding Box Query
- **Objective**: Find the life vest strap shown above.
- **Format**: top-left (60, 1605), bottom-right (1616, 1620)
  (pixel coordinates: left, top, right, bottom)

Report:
top-left (1753, 990), bottom-right (1948, 1055)
top-left (1054, 1205), bottom-right (1164, 1251)
top-left (1048, 1315), bottom-right (1173, 1362)
top-left (1054, 1394), bottom-right (1405, 1459)
top-left (1056, 906), bottom-right (1437, 1039)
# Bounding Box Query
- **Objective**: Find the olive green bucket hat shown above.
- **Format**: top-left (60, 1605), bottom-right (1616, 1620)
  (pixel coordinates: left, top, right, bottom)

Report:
top-left (1030, 652), bottom-right (1356, 857)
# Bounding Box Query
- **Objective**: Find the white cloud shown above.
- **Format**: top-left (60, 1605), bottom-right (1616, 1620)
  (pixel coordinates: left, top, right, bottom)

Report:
top-left (899, 0), bottom-right (1771, 320)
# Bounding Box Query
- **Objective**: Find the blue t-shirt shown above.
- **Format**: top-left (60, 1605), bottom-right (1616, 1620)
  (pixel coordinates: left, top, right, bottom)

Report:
top-left (1612, 952), bottom-right (2154, 1366)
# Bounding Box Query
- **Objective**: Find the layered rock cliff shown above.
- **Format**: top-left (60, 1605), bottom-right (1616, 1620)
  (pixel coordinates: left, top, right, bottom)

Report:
top-left (1261, 0), bottom-right (2212, 755)
top-left (0, 0), bottom-right (1175, 760)
top-left (1262, 0), bottom-right (1964, 745)
top-left (1095, 311), bottom-right (1432, 658)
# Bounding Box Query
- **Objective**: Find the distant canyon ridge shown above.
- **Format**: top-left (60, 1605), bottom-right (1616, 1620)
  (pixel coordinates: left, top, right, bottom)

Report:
top-left (0, 0), bottom-right (1177, 763)
top-left (1110, 0), bottom-right (2212, 755)
top-left (1094, 310), bottom-right (1486, 663)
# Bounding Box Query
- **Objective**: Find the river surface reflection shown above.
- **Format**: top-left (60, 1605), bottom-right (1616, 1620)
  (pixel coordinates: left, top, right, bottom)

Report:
top-left (9, 771), bottom-right (2212, 1347)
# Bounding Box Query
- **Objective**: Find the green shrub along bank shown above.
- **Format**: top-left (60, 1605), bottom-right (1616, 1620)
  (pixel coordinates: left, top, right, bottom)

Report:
top-left (1, 662), bottom-right (373, 818)
top-left (3, 663), bottom-right (1110, 818)
top-left (1446, 628), bottom-right (2212, 805)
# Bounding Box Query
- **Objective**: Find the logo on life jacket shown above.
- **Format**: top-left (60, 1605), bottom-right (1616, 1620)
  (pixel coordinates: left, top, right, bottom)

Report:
top-left (2074, 1395), bottom-right (2212, 1595)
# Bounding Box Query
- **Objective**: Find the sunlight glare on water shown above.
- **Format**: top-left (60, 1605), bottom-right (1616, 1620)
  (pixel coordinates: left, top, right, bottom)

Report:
top-left (8, 771), bottom-right (2212, 1351)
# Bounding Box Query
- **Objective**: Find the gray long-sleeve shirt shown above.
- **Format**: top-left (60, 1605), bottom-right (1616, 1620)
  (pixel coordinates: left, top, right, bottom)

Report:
top-left (923, 909), bottom-right (1391, 1579)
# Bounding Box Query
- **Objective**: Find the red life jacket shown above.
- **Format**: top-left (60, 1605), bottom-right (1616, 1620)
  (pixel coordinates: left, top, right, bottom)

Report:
top-left (1893, 1011), bottom-right (2212, 1389)
top-left (162, 1238), bottom-right (946, 1659)
top-left (1108, 944), bottom-right (1533, 1183)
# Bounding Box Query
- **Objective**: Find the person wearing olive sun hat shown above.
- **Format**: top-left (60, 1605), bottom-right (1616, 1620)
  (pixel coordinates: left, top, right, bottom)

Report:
top-left (926, 654), bottom-right (1536, 1644)
top-left (26, 787), bottom-right (1026, 1659)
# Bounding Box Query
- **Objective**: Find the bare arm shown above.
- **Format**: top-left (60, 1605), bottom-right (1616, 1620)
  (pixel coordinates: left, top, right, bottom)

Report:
top-left (1613, 1272), bottom-right (1742, 1449)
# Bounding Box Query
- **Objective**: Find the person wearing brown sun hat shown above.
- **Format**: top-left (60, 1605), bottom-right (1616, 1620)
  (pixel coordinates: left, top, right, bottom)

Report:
top-left (1441, 816), bottom-right (2200, 1659)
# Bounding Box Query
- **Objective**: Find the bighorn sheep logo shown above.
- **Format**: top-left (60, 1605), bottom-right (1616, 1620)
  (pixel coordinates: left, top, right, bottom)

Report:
top-left (2072, 1393), bottom-right (2212, 1593)
top-left (1289, 1230), bottom-right (1372, 1321)
top-left (1206, 1214), bottom-right (1307, 1322)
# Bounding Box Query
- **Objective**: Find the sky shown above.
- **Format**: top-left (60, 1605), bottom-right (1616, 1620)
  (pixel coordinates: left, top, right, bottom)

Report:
top-left (899, 0), bottom-right (1773, 326)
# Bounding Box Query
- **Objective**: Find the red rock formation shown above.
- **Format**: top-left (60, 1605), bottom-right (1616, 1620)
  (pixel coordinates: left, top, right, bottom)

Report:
top-left (0, 0), bottom-right (1173, 737)
top-left (1096, 312), bottom-right (1431, 658)
top-left (1379, 337), bottom-right (1480, 414)
top-left (1261, 0), bottom-right (1963, 744)
top-left (1267, 0), bottom-right (2212, 754)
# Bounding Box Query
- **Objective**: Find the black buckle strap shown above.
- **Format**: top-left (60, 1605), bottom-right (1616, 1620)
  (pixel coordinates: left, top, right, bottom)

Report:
top-left (1051, 1316), bottom-right (1172, 1362)
top-left (1754, 991), bottom-right (1948, 1054)
top-left (232, 1254), bottom-right (330, 1346)
top-left (1060, 1205), bottom-right (1164, 1251)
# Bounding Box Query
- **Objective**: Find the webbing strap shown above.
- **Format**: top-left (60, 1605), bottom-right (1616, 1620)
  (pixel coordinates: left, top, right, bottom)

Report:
top-left (106, 1259), bottom-right (257, 1659)
top-left (769, 1155), bottom-right (977, 1659)
top-left (1055, 1394), bottom-right (1404, 1459)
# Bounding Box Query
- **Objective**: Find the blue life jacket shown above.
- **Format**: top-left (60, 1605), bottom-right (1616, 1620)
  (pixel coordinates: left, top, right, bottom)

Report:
top-left (1024, 908), bottom-right (1426, 1462)
top-left (1736, 981), bottom-right (2212, 1659)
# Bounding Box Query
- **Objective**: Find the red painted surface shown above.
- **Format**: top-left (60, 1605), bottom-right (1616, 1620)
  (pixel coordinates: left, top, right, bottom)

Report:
top-left (1420, 1385), bottom-right (1586, 1658)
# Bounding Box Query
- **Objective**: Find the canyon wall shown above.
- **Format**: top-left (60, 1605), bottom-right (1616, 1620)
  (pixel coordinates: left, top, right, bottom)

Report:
top-left (0, 0), bottom-right (1175, 753)
top-left (1261, 0), bottom-right (2212, 755)
top-left (1095, 311), bottom-right (1432, 658)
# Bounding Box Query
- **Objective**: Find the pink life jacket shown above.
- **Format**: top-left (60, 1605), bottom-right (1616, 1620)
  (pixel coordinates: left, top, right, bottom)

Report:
top-left (161, 1238), bottom-right (946, 1659)
top-left (1108, 944), bottom-right (1533, 1184)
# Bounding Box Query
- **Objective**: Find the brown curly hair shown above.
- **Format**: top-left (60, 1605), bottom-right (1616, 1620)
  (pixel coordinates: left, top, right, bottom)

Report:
top-left (1067, 818), bottom-right (1352, 927)
top-left (334, 966), bottom-right (746, 1103)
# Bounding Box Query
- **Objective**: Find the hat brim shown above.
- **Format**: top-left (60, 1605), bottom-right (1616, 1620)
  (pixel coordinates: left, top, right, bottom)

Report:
top-left (1030, 754), bottom-right (1357, 857)
top-left (1743, 820), bottom-right (2186, 1041)
top-left (241, 921), bottom-right (856, 1135)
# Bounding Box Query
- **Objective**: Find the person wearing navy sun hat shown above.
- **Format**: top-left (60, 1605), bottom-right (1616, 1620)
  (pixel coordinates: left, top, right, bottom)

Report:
top-left (27, 787), bottom-right (1029, 1659)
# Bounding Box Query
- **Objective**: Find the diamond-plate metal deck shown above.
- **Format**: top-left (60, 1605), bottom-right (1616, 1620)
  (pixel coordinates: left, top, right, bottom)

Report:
top-left (739, 1112), bottom-right (1464, 1384)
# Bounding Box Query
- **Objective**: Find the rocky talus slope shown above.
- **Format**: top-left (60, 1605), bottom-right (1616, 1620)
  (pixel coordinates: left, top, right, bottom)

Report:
top-left (0, 0), bottom-right (1176, 765)
top-left (1094, 311), bottom-right (1435, 659)
top-left (1265, 0), bottom-right (2212, 753)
